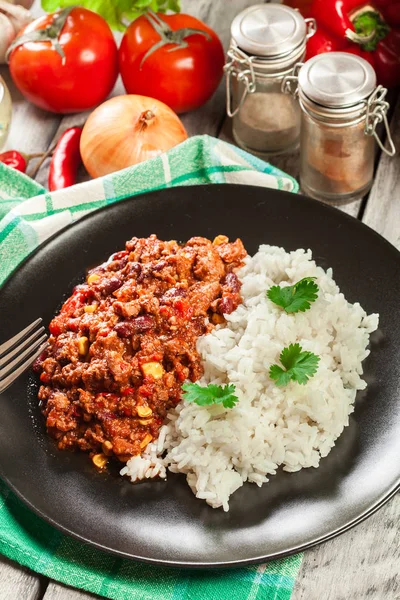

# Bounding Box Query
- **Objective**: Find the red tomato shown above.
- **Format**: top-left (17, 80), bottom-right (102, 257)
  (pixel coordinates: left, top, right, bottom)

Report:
top-left (119, 13), bottom-right (225, 114)
top-left (8, 8), bottom-right (118, 114)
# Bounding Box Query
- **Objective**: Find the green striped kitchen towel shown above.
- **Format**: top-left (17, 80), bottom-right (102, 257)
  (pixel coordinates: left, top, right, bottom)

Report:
top-left (0, 135), bottom-right (301, 599)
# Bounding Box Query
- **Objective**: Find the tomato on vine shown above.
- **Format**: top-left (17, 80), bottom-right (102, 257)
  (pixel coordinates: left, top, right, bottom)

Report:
top-left (8, 7), bottom-right (118, 114)
top-left (119, 11), bottom-right (225, 114)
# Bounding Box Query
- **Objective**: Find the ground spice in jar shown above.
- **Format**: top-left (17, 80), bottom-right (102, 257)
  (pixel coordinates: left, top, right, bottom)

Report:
top-left (302, 116), bottom-right (375, 196)
top-left (234, 92), bottom-right (300, 154)
top-left (286, 52), bottom-right (395, 203)
top-left (225, 4), bottom-right (313, 156)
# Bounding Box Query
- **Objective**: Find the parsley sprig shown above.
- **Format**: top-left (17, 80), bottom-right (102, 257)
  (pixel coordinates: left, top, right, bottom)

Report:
top-left (269, 343), bottom-right (320, 386)
top-left (182, 383), bottom-right (239, 409)
top-left (267, 277), bottom-right (319, 313)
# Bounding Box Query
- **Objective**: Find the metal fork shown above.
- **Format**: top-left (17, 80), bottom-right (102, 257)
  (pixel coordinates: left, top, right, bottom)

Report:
top-left (0, 319), bottom-right (48, 393)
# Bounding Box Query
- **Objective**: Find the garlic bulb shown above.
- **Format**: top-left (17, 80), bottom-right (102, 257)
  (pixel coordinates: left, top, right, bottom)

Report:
top-left (0, 0), bottom-right (32, 63)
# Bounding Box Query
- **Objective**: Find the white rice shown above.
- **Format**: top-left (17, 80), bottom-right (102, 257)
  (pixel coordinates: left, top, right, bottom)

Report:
top-left (121, 245), bottom-right (379, 511)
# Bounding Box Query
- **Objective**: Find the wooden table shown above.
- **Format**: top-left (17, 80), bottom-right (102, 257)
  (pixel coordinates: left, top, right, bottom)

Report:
top-left (1, 1), bottom-right (399, 599)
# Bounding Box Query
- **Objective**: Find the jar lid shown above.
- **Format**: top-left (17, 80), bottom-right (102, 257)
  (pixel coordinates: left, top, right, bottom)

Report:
top-left (231, 4), bottom-right (306, 58)
top-left (298, 52), bottom-right (376, 108)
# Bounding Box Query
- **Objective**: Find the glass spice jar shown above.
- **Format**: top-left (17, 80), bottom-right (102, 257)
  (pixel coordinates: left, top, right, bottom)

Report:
top-left (283, 52), bottom-right (396, 203)
top-left (0, 77), bottom-right (12, 151)
top-left (224, 4), bottom-right (316, 157)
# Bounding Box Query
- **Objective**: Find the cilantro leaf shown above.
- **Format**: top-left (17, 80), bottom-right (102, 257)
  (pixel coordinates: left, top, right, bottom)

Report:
top-left (267, 277), bottom-right (319, 313)
top-left (269, 343), bottom-right (320, 386)
top-left (182, 383), bottom-right (239, 409)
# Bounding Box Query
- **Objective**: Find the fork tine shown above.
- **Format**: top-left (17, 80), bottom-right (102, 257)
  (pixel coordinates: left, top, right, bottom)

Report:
top-left (0, 341), bottom-right (48, 393)
top-left (0, 318), bottom-right (43, 357)
top-left (0, 334), bottom-right (48, 379)
top-left (0, 326), bottom-right (45, 367)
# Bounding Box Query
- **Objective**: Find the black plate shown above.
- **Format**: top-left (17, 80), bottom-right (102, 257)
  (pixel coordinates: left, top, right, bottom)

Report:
top-left (1, 184), bottom-right (399, 567)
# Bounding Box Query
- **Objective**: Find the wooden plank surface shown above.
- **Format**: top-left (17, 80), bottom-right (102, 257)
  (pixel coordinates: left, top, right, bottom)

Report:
top-left (44, 582), bottom-right (97, 600)
top-left (363, 96), bottom-right (400, 248)
top-left (0, 1), bottom-right (399, 600)
top-left (0, 555), bottom-right (44, 600)
top-left (292, 494), bottom-right (400, 600)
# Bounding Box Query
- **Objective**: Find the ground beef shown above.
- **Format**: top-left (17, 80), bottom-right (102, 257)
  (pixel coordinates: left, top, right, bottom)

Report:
top-left (34, 234), bottom-right (246, 467)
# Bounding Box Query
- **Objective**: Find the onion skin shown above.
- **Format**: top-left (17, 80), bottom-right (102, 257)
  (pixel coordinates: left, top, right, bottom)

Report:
top-left (80, 95), bottom-right (188, 178)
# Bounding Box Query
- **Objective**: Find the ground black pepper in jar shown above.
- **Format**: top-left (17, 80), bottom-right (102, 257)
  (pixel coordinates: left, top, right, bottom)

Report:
top-left (225, 4), bottom-right (315, 157)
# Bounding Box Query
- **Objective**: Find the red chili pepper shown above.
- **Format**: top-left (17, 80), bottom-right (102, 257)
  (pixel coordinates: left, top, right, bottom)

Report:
top-left (60, 290), bottom-right (86, 315)
top-left (138, 384), bottom-right (153, 398)
top-left (0, 150), bottom-right (27, 173)
top-left (49, 321), bottom-right (62, 336)
top-left (48, 127), bottom-right (83, 192)
top-left (112, 251), bottom-right (129, 261)
top-left (174, 299), bottom-right (193, 320)
top-left (40, 372), bottom-right (51, 383)
top-left (307, 0), bottom-right (400, 88)
top-left (159, 306), bottom-right (173, 318)
top-left (98, 327), bottom-right (111, 337)
top-left (121, 387), bottom-right (135, 396)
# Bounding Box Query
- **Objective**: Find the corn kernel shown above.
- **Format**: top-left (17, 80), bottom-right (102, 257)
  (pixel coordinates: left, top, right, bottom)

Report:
top-left (137, 405), bottom-right (153, 418)
top-left (102, 441), bottom-right (113, 456)
top-left (77, 336), bottom-right (89, 356)
top-left (140, 433), bottom-right (153, 449)
top-left (213, 235), bottom-right (229, 246)
top-left (84, 303), bottom-right (98, 314)
top-left (139, 419), bottom-right (153, 426)
top-left (87, 273), bottom-right (100, 285)
top-left (211, 313), bottom-right (225, 325)
top-left (92, 453), bottom-right (107, 469)
top-left (141, 361), bottom-right (164, 379)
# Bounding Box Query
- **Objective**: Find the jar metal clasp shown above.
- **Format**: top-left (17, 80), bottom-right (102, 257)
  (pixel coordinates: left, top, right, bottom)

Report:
top-left (224, 44), bottom-right (256, 118)
top-left (281, 62), bottom-right (303, 97)
top-left (305, 18), bottom-right (317, 39)
top-left (365, 85), bottom-right (396, 157)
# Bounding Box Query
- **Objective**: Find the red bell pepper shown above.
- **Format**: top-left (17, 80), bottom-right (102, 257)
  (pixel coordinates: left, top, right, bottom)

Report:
top-left (307, 0), bottom-right (400, 88)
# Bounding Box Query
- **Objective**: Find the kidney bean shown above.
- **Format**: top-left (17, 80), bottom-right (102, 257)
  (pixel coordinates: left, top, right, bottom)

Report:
top-left (161, 287), bottom-right (187, 303)
top-left (114, 321), bottom-right (135, 338)
top-left (222, 272), bottom-right (241, 293)
top-left (219, 295), bottom-right (235, 315)
top-left (132, 315), bottom-right (155, 332)
top-left (98, 276), bottom-right (122, 295)
top-left (114, 315), bottom-right (155, 338)
top-left (128, 262), bottom-right (142, 277)
top-left (152, 260), bottom-right (168, 273)
top-left (32, 351), bottom-right (47, 372)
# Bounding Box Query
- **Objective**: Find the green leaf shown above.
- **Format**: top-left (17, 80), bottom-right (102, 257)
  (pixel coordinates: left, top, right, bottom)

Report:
top-left (182, 382), bottom-right (239, 409)
top-left (269, 343), bottom-right (320, 387)
top-left (267, 277), bottom-right (318, 314)
top-left (41, 0), bottom-right (181, 31)
top-left (269, 364), bottom-right (292, 387)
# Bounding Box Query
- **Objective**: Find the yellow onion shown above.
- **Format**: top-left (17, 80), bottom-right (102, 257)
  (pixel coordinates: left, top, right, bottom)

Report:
top-left (80, 95), bottom-right (188, 178)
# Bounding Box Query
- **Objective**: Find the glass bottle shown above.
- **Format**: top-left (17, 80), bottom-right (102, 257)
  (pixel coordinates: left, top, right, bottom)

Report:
top-left (0, 77), bottom-right (12, 150)
top-left (225, 4), bottom-right (315, 157)
top-left (283, 52), bottom-right (396, 203)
